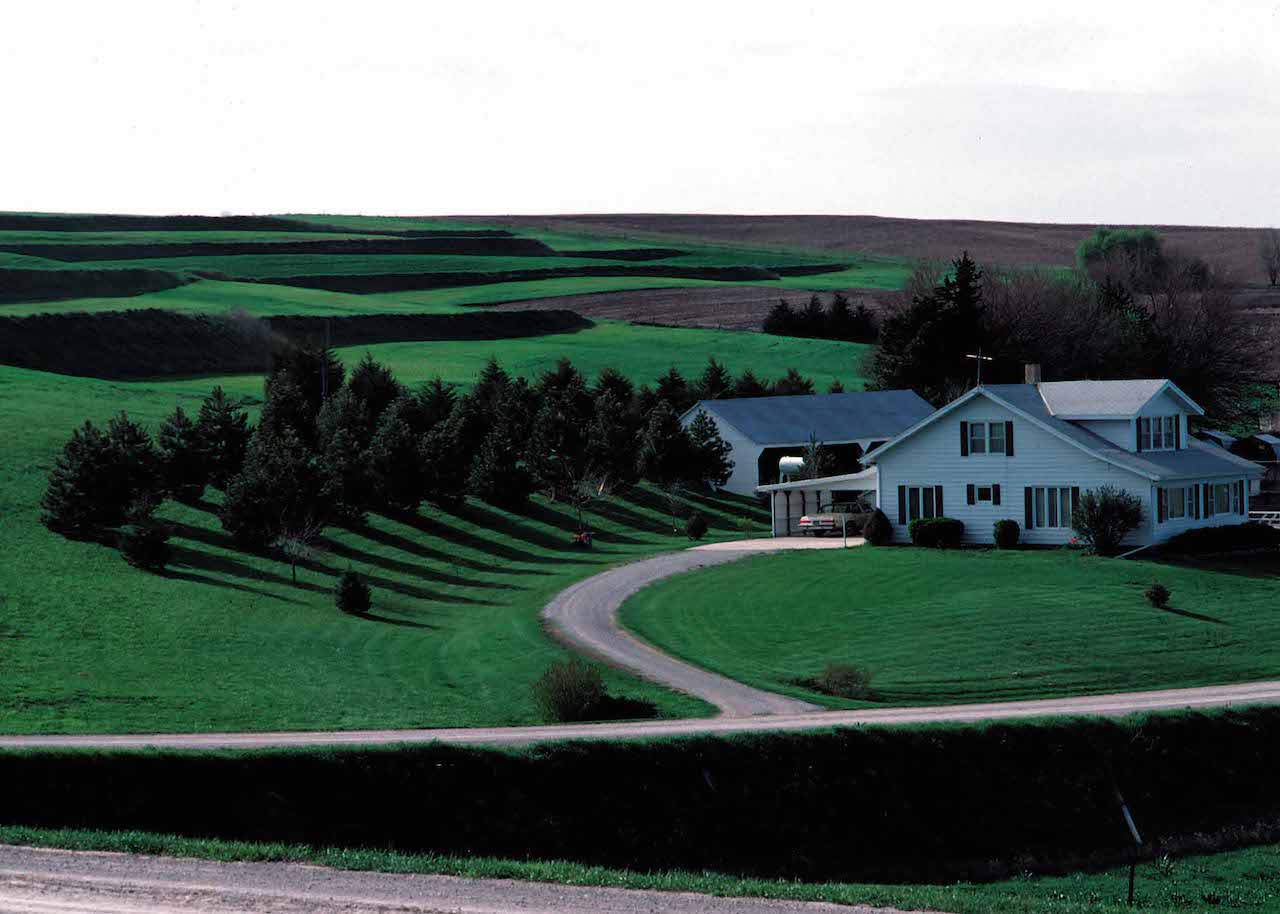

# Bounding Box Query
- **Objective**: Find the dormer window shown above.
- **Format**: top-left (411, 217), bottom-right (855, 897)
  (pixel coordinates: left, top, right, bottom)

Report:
top-left (1140, 416), bottom-right (1179, 451)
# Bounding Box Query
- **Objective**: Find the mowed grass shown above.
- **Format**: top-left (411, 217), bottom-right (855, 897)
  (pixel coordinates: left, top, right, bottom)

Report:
top-left (4, 825), bottom-right (1278, 914)
top-left (0, 363), bottom-right (774, 734)
top-left (621, 548), bottom-right (1280, 708)
top-left (134, 320), bottom-right (870, 406)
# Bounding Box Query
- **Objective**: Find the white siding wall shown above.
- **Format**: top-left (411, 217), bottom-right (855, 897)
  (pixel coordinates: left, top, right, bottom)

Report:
top-left (874, 393), bottom-right (1155, 546)
top-left (1149, 479), bottom-right (1253, 543)
top-left (683, 412), bottom-right (762, 495)
top-left (1075, 419), bottom-right (1133, 449)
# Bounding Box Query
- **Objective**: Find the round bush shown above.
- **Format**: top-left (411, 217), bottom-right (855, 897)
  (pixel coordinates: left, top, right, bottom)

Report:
top-left (531, 659), bottom-right (607, 722)
top-left (908, 517), bottom-right (965, 548)
top-left (685, 512), bottom-right (709, 540)
top-left (862, 508), bottom-right (893, 546)
top-left (993, 519), bottom-right (1021, 549)
top-left (1144, 580), bottom-right (1171, 609)
top-left (335, 570), bottom-right (372, 615)
top-left (116, 523), bottom-right (170, 572)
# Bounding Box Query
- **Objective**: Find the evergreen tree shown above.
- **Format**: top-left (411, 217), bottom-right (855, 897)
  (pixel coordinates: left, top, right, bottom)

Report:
top-left (762, 299), bottom-right (797, 335)
top-left (869, 251), bottom-right (984, 405)
top-left (259, 372), bottom-right (318, 447)
top-left (220, 423), bottom-right (323, 549)
top-left (195, 386), bottom-right (252, 488)
top-left (527, 385), bottom-right (593, 502)
top-left (41, 421), bottom-right (123, 535)
top-left (799, 294), bottom-right (827, 337)
top-left (694, 357), bottom-right (733, 401)
top-left (316, 389), bottom-right (372, 523)
top-left (367, 396), bottom-right (427, 513)
top-left (850, 303), bottom-right (878, 342)
top-left (420, 393), bottom-right (487, 503)
top-left (733, 370), bottom-right (771, 398)
top-left (586, 391), bottom-right (638, 489)
top-left (772, 368), bottom-right (816, 396)
top-left (636, 401), bottom-right (695, 486)
top-left (269, 343), bottom-right (344, 422)
top-left (106, 412), bottom-right (160, 508)
top-left (826, 292), bottom-right (854, 340)
top-left (156, 406), bottom-right (207, 503)
top-left (635, 384), bottom-right (659, 416)
top-left (347, 352), bottom-right (403, 430)
top-left (470, 356), bottom-right (511, 423)
top-left (467, 408), bottom-right (534, 509)
top-left (654, 367), bottom-right (693, 414)
top-left (415, 376), bottom-right (458, 432)
top-left (685, 409), bottom-right (734, 488)
top-left (827, 379), bottom-right (845, 394)
top-left (592, 367), bottom-right (635, 407)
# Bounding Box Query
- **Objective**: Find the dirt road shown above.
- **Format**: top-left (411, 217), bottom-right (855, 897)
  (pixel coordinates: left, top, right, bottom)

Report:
top-left (0, 844), bottom-right (920, 914)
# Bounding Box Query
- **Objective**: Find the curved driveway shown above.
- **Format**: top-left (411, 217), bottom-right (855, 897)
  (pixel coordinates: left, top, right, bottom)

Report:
top-left (3, 538), bottom-right (1280, 750)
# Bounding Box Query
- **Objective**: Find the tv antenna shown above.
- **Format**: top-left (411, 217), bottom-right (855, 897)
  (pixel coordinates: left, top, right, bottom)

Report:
top-left (965, 349), bottom-right (993, 386)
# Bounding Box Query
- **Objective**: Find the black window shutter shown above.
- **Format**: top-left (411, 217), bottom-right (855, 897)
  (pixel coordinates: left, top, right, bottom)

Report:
top-left (1203, 483), bottom-right (1211, 517)
top-left (1005, 421), bottom-right (1014, 457)
top-left (966, 484), bottom-right (975, 505)
top-left (1024, 487), bottom-right (1033, 529)
top-left (993, 484), bottom-right (1001, 505)
top-left (1135, 421), bottom-right (1142, 452)
top-left (1157, 488), bottom-right (1166, 523)
top-left (1070, 487), bottom-right (1080, 520)
top-left (935, 485), bottom-right (944, 516)
top-left (1175, 419), bottom-right (1181, 450)
top-left (960, 421), bottom-right (969, 457)
top-left (897, 485), bottom-right (906, 525)
top-left (1193, 484), bottom-right (1200, 519)
top-left (1238, 480), bottom-right (1245, 514)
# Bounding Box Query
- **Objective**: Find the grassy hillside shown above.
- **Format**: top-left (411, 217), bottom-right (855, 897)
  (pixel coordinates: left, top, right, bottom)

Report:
top-left (0, 363), bottom-right (764, 734)
top-left (622, 548), bottom-right (1280, 708)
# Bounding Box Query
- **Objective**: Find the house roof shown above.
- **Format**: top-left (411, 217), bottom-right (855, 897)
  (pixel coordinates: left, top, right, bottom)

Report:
top-left (1036, 379), bottom-right (1204, 418)
top-left (683, 390), bottom-right (934, 447)
top-left (756, 467), bottom-right (879, 493)
top-left (869, 383), bottom-right (1263, 481)
top-left (1195, 429), bottom-right (1238, 449)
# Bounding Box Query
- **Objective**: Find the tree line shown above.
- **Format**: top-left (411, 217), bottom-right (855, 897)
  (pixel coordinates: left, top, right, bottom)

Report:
top-left (761, 292), bottom-right (878, 343)
top-left (869, 230), bottom-right (1271, 426)
top-left (40, 351), bottom-right (843, 567)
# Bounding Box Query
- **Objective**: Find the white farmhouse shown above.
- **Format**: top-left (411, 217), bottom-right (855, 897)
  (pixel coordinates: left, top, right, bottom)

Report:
top-left (680, 390), bottom-right (934, 495)
top-left (866, 376), bottom-right (1264, 547)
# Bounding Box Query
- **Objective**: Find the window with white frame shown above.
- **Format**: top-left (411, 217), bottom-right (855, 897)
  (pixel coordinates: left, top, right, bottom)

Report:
top-left (968, 421), bottom-right (1006, 455)
top-left (1167, 486), bottom-right (1187, 520)
top-left (1214, 483), bottom-right (1232, 515)
top-left (1031, 486), bottom-right (1073, 529)
top-left (1140, 416), bottom-right (1179, 451)
top-left (905, 485), bottom-right (938, 522)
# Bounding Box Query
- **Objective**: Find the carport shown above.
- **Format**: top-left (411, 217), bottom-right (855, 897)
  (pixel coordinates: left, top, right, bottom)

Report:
top-left (757, 468), bottom-right (878, 537)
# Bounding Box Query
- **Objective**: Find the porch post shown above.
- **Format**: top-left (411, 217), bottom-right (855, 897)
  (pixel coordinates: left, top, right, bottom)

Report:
top-left (784, 491), bottom-right (791, 536)
top-left (770, 491), bottom-right (777, 538)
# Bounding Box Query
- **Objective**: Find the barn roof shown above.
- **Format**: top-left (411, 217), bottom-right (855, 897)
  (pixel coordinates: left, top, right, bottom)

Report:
top-left (683, 390), bottom-right (934, 447)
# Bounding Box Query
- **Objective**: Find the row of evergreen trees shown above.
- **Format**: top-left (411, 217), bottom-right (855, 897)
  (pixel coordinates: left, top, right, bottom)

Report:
top-left (41, 349), bottom-right (775, 557)
top-left (762, 292), bottom-right (878, 343)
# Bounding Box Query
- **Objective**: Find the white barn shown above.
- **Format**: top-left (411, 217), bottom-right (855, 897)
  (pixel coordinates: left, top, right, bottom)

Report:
top-left (866, 378), bottom-right (1265, 547)
top-left (680, 390), bottom-right (934, 495)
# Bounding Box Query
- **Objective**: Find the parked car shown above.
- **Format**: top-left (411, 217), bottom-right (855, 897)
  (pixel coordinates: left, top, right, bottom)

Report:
top-left (798, 502), bottom-right (868, 536)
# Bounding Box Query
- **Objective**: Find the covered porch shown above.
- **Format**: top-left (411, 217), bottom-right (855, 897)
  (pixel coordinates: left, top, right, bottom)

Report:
top-left (756, 468), bottom-right (879, 537)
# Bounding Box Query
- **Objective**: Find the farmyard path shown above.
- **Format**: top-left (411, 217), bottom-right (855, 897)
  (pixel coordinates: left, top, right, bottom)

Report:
top-left (4, 538), bottom-right (1280, 749)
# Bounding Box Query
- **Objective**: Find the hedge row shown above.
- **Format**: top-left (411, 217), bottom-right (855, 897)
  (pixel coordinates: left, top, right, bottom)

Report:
top-left (0, 213), bottom-right (511, 237)
top-left (5, 236), bottom-right (556, 262)
top-left (3, 708), bottom-right (1278, 883)
top-left (254, 263), bottom-right (849, 294)
top-left (0, 308), bottom-right (591, 379)
top-left (0, 267), bottom-right (189, 304)
top-left (554, 247), bottom-right (687, 261)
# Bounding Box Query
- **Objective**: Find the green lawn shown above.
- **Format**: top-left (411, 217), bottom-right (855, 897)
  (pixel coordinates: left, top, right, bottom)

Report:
top-left (621, 548), bottom-right (1280, 708)
top-left (3, 825), bottom-right (1276, 913)
top-left (0, 363), bottom-right (774, 734)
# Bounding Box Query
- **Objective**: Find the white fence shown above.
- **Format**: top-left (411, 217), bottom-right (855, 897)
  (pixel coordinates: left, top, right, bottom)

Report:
top-left (1249, 511), bottom-right (1280, 529)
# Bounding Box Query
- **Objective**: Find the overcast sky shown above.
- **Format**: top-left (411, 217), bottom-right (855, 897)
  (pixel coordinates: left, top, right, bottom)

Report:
top-left (5, 1), bottom-right (1278, 225)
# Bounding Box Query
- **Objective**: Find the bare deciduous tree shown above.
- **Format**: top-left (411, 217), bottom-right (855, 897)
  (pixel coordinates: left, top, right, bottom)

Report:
top-left (1260, 228), bottom-right (1280, 287)
top-left (271, 519), bottom-right (324, 585)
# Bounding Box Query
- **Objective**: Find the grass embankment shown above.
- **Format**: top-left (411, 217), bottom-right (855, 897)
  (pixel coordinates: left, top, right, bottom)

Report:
top-left (0, 362), bottom-right (769, 734)
top-left (621, 548), bottom-right (1280, 708)
top-left (2, 825), bottom-right (1276, 913)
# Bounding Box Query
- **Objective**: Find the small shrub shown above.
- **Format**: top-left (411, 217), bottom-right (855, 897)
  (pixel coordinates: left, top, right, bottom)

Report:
top-left (908, 516), bottom-right (965, 548)
top-left (993, 519), bottom-right (1021, 549)
top-left (1071, 486), bottom-right (1143, 556)
top-left (116, 523), bottom-right (170, 572)
top-left (1164, 522), bottom-right (1280, 555)
top-left (802, 663), bottom-right (874, 700)
top-left (334, 570), bottom-right (372, 615)
top-left (532, 659), bottom-right (607, 722)
top-left (1145, 580), bottom-right (1171, 609)
top-left (862, 508), bottom-right (893, 545)
top-left (685, 512), bottom-right (709, 540)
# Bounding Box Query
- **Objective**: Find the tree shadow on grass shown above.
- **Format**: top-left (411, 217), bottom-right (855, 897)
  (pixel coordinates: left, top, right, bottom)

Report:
top-left (321, 538), bottom-right (520, 592)
top-left (1149, 552), bottom-right (1280, 582)
top-left (167, 544), bottom-right (329, 596)
top-left (164, 567), bottom-right (302, 604)
top-left (680, 488), bottom-right (768, 525)
top-left (351, 611), bottom-right (437, 630)
top-left (521, 501), bottom-right (645, 546)
top-left (347, 519), bottom-right (551, 576)
top-left (400, 509), bottom-right (562, 566)
top-left (584, 498), bottom-right (674, 536)
top-left (1157, 604), bottom-right (1228, 625)
top-left (430, 501), bottom-right (574, 554)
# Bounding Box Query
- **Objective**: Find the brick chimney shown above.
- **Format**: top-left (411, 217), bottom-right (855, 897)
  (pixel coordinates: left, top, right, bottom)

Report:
top-left (1024, 363), bottom-right (1042, 384)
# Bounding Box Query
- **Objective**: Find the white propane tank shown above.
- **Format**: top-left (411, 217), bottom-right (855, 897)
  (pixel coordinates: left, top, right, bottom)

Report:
top-left (778, 456), bottom-right (805, 480)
